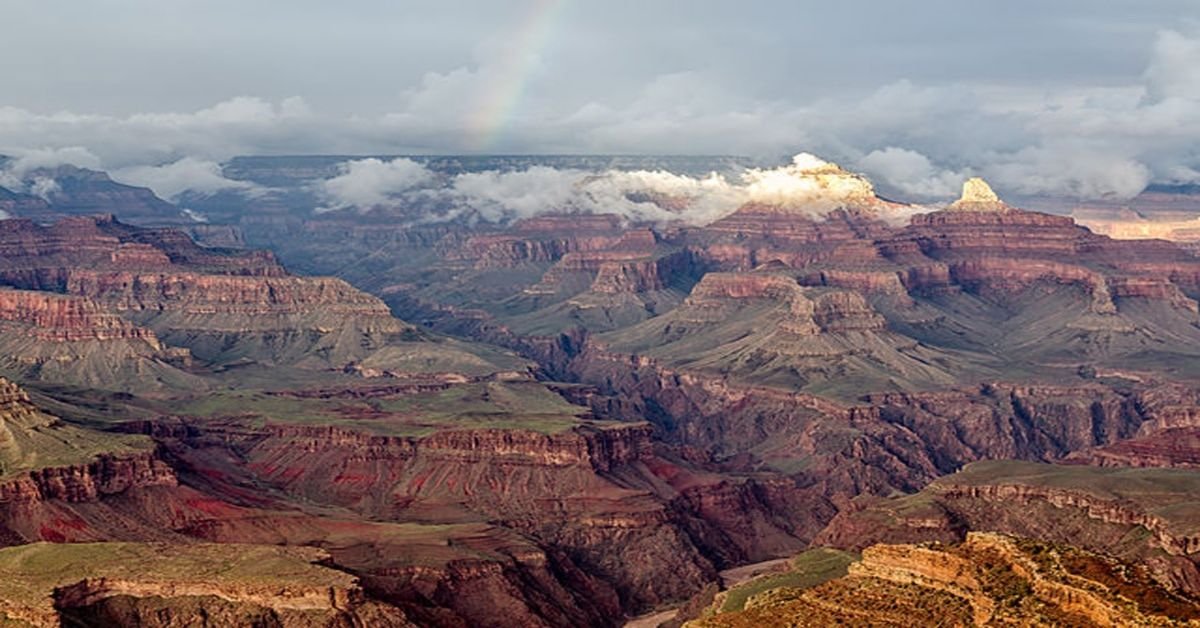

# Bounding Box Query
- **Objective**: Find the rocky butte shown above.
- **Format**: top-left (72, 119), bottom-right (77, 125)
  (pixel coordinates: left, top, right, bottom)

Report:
top-left (947, 177), bottom-right (1011, 212)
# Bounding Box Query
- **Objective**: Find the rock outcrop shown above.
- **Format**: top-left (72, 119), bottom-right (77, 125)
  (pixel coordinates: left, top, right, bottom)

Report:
top-left (0, 542), bottom-right (412, 627)
top-left (947, 177), bottom-right (1010, 212)
top-left (0, 288), bottom-right (160, 344)
top-left (0, 288), bottom-right (199, 390)
top-left (0, 215), bottom-right (284, 292)
top-left (814, 460), bottom-right (1200, 594)
top-left (689, 533), bottom-right (1200, 627)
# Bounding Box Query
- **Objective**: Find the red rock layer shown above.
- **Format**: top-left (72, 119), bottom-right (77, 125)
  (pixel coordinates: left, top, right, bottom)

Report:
top-left (0, 453), bottom-right (177, 505)
top-left (450, 214), bottom-right (638, 269)
top-left (0, 215), bottom-right (285, 292)
top-left (64, 270), bottom-right (401, 324)
top-left (0, 288), bottom-right (159, 343)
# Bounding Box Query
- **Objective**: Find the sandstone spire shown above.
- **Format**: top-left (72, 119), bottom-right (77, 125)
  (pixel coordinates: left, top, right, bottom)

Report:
top-left (948, 177), bottom-right (1009, 211)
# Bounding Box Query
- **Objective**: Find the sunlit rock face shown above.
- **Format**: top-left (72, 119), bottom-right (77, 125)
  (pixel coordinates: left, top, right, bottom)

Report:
top-left (737, 154), bottom-right (895, 215)
top-left (947, 177), bottom-right (1010, 212)
top-left (743, 154), bottom-right (875, 206)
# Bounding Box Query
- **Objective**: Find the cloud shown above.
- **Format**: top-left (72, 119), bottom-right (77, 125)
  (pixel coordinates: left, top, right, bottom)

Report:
top-left (317, 158), bottom-right (437, 212)
top-left (0, 97), bottom-right (317, 169)
top-left (1143, 28), bottom-right (1200, 103)
top-left (0, 147), bottom-right (100, 197)
top-left (450, 166), bottom-right (748, 224)
top-left (450, 167), bottom-right (577, 220)
top-left (983, 145), bottom-right (1153, 199)
top-left (323, 153), bottom-right (922, 226)
top-left (112, 157), bottom-right (261, 201)
top-left (858, 148), bottom-right (967, 199)
top-left (5, 28), bottom-right (1200, 204)
top-left (28, 177), bottom-right (60, 201)
top-left (2, 146), bottom-right (102, 176)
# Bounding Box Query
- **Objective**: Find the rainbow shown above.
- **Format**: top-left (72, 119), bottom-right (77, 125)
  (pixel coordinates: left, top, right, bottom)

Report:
top-left (465, 0), bottom-right (567, 152)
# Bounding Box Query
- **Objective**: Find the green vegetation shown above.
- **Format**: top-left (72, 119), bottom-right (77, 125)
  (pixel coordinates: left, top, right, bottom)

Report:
top-left (0, 405), bottom-right (153, 480)
top-left (174, 380), bottom-right (616, 436)
top-left (720, 548), bottom-right (857, 613)
top-left (596, 284), bottom-right (995, 399)
top-left (0, 542), bottom-right (354, 609)
top-left (940, 460), bottom-right (1200, 535)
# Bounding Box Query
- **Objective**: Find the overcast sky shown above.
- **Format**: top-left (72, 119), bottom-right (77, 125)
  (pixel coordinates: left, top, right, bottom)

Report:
top-left (4, 1), bottom-right (1200, 200)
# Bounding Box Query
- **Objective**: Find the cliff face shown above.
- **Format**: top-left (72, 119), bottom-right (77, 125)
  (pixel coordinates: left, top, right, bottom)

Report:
top-left (569, 344), bottom-right (1153, 513)
top-left (0, 377), bottom-right (183, 542)
top-left (813, 460), bottom-right (1200, 594)
top-left (0, 215), bottom-right (503, 377)
top-left (0, 288), bottom-right (160, 344)
top-left (1076, 429), bottom-right (1200, 468)
top-left (0, 215), bottom-right (286, 291)
top-left (262, 191), bottom-right (1200, 624)
top-left (582, 273), bottom-right (965, 396)
top-left (0, 453), bottom-right (177, 506)
top-left (876, 205), bottom-right (1200, 309)
top-left (930, 482), bottom-right (1200, 557)
top-left (689, 533), bottom-right (1200, 627)
top-left (450, 215), bottom-right (635, 269)
top-left (694, 209), bottom-right (892, 271)
top-left (65, 271), bottom-right (402, 326)
top-left (0, 542), bottom-right (413, 628)
top-left (0, 288), bottom-right (202, 391)
top-left (148, 415), bottom-right (826, 614)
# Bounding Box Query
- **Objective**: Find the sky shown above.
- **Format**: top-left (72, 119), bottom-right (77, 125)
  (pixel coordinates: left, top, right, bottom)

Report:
top-left (3, 1), bottom-right (1200, 201)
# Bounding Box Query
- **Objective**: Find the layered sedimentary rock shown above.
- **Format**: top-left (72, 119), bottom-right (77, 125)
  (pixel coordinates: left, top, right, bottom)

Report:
top-left (582, 271), bottom-right (962, 395)
top-left (0, 288), bottom-right (159, 344)
top-left (0, 215), bottom-right (284, 292)
top-left (0, 377), bottom-right (184, 545)
top-left (150, 412), bottom-right (820, 615)
top-left (10, 157), bottom-right (1200, 626)
top-left (0, 290), bottom-right (197, 390)
top-left (689, 533), bottom-right (1200, 627)
top-left (946, 177), bottom-right (1010, 212)
top-left (0, 165), bottom-right (194, 226)
top-left (0, 542), bottom-right (411, 627)
top-left (0, 215), bottom-right (528, 379)
top-left (450, 215), bottom-right (634, 269)
top-left (814, 460), bottom-right (1200, 593)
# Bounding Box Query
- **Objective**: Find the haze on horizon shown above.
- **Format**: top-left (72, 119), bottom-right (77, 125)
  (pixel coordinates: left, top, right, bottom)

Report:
top-left (4, 0), bottom-right (1200, 202)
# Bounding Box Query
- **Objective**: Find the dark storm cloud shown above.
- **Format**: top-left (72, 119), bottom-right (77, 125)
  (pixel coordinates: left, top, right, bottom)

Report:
top-left (2, 1), bottom-right (1200, 201)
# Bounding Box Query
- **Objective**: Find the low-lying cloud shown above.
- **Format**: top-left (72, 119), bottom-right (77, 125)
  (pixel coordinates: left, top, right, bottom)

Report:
top-left (317, 158), bottom-right (438, 212)
top-left (316, 153), bottom-right (924, 225)
top-left (114, 157), bottom-right (262, 201)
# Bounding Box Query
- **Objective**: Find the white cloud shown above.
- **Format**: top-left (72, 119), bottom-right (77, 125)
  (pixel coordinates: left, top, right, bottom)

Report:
top-left (1143, 29), bottom-right (1200, 103)
top-left (113, 157), bottom-right (260, 200)
top-left (4, 146), bottom-right (101, 176)
top-left (983, 145), bottom-right (1153, 199)
top-left (451, 166), bottom-right (751, 225)
top-left (0, 97), bottom-right (319, 169)
top-left (28, 176), bottom-right (60, 201)
top-left (4, 29), bottom-right (1200, 204)
top-left (317, 158), bottom-right (437, 212)
top-left (858, 148), bottom-right (967, 199)
top-left (450, 167), bottom-right (577, 220)
top-left (338, 154), bottom-right (919, 226)
top-left (0, 147), bottom-right (100, 197)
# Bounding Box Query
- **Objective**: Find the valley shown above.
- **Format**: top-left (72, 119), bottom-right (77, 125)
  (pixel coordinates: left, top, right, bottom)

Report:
top-left (0, 156), bottom-right (1199, 626)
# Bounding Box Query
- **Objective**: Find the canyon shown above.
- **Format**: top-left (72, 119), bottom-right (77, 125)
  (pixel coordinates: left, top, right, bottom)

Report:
top-left (0, 158), bottom-right (1199, 625)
